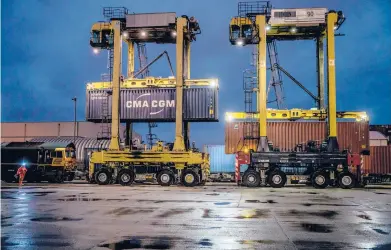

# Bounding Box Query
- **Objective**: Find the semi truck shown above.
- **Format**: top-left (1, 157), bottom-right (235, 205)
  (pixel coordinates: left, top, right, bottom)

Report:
top-left (1, 141), bottom-right (77, 183)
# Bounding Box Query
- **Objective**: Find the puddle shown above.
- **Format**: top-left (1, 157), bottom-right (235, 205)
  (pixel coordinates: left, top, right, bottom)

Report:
top-left (357, 214), bottom-right (372, 220)
top-left (214, 202), bottom-right (230, 205)
top-left (198, 238), bottom-right (213, 247)
top-left (157, 208), bottom-right (194, 218)
top-left (245, 200), bottom-right (277, 204)
top-left (300, 223), bottom-right (333, 233)
top-left (1, 223), bottom-right (13, 227)
top-left (58, 198), bottom-right (102, 201)
top-left (31, 217), bottom-right (83, 222)
top-left (138, 200), bottom-right (206, 203)
top-left (237, 209), bottom-right (269, 219)
top-left (307, 192), bottom-right (319, 195)
top-left (99, 236), bottom-right (177, 249)
top-left (289, 210), bottom-right (338, 219)
top-left (106, 199), bottom-right (128, 201)
top-left (294, 240), bottom-right (350, 249)
top-left (302, 203), bottom-right (357, 207)
top-left (373, 228), bottom-right (389, 235)
top-left (206, 193), bottom-right (219, 196)
top-left (239, 240), bottom-right (275, 245)
top-left (374, 192), bottom-right (391, 195)
top-left (107, 207), bottom-right (154, 216)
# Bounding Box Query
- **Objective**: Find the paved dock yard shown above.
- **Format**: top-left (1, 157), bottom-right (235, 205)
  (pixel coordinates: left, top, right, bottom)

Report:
top-left (2, 183), bottom-right (391, 250)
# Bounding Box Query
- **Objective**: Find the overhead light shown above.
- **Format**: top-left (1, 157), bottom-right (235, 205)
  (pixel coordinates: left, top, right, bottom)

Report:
top-left (210, 80), bottom-right (217, 87)
top-left (122, 32), bottom-right (128, 38)
top-left (226, 114), bottom-right (233, 122)
top-left (93, 48), bottom-right (100, 54)
top-left (140, 31), bottom-right (147, 37)
top-left (171, 31), bottom-right (177, 37)
top-left (236, 39), bottom-right (244, 46)
top-left (266, 25), bottom-right (271, 31)
top-left (334, 25), bottom-right (338, 30)
top-left (290, 27), bottom-right (297, 33)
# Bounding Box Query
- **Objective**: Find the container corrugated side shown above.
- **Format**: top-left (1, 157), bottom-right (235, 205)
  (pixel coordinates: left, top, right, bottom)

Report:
top-left (86, 88), bottom-right (218, 122)
top-left (205, 145), bottom-right (235, 173)
top-left (225, 121), bottom-right (369, 154)
top-left (126, 12), bottom-right (176, 28)
top-left (363, 146), bottom-right (391, 175)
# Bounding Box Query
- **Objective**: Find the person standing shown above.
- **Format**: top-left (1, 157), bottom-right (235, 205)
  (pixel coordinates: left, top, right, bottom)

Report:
top-left (16, 163), bottom-right (28, 187)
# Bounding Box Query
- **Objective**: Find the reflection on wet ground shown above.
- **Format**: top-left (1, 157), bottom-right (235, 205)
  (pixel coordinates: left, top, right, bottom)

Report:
top-left (1, 183), bottom-right (391, 249)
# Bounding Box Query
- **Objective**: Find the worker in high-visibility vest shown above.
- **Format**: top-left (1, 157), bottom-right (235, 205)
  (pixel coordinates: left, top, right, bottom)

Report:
top-left (16, 163), bottom-right (28, 187)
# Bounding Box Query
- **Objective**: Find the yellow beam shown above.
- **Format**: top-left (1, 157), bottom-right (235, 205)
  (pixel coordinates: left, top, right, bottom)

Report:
top-left (86, 78), bottom-right (218, 90)
top-left (173, 17), bottom-right (187, 151)
top-left (327, 12), bottom-right (338, 137)
top-left (109, 20), bottom-right (122, 150)
top-left (126, 40), bottom-right (135, 78)
top-left (225, 110), bottom-right (369, 122)
top-left (256, 15), bottom-right (267, 137)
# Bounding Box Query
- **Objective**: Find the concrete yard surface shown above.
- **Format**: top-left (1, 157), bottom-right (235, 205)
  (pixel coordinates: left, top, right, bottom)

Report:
top-left (2, 183), bottom-right (391, 250)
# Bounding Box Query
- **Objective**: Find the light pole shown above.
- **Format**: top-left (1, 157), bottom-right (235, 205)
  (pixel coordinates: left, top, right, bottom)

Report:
top-left (72, 97), bottom-right (77, 144)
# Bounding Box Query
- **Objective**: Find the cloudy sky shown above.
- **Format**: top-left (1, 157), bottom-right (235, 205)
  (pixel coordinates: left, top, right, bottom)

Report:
top-left (2, 0), bottom-right (390, 147)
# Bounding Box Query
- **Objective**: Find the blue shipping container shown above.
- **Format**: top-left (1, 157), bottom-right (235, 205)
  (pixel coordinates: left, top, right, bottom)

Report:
top-left (205, 145), bottom-right (235, 173)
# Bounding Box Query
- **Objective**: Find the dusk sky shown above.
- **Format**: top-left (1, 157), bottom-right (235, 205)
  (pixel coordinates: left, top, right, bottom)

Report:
top-left (2, 0), bottom-right (391, 147)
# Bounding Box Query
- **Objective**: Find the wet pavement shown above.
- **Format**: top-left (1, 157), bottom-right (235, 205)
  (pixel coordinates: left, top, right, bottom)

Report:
top-left (1, 182), bottom-right (391, 249)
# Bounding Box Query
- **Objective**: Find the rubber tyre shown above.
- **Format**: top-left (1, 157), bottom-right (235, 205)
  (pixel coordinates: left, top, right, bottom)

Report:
top-left (96, 169), bottom-right (112, 185)
top-left (157, 169), bottom-right (174, 186)
top-left (268, 170), bottom-right (287, 188)
top-left (243, 169), bottom-right (260, 187)
top-left (338, 173), bottom-right (356, 189)
top-left (181, 169), bottom-right (199, 187)
top-left (118, 169), bottom-right (135, 186)
top-left (312, 171), bottom-right (329, 189)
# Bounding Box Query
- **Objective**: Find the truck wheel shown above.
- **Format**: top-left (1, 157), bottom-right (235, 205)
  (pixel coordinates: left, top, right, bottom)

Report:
top-left (243, 169), bottom-right (260, 187)
top-left (312, 171), bottom-right (329, 189)
top-left (96, 169), bottom-right (111, 185)
top-left (157, 169), bottom-right (174, 186)
top-left (181, 169), bottom-right (199, 187)
top-left (268, 170), bottom-right (287, 188)
top-left (338, 173), bottom-right (356, 189)
top-left (118, 169), bottom-right (134, 186)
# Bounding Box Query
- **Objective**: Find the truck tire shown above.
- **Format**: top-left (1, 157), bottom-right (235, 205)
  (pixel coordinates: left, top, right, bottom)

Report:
top-left (96, 169), bottom-right (111, 185)
top-left (268, 170), bottom-right (287, 188)
top-left (338, 173), bottom-right (355, 189)
top-left (312, 171), bottom-right (329, 189)
top-left (181, 169), bottom-right (199, 187)
top-left (243, 169), bottom-right (260, 187)
top-left (118, 169), bottom-right (135, 186)
top-left (157, 169), bottom-right (174, 186)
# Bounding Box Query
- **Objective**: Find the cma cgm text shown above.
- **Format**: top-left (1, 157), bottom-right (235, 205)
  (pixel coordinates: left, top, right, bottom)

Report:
top-left (126, 100), bottom-right (175, 108)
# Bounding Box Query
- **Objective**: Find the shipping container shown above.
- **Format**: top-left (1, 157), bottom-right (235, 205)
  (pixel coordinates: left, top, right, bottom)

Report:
top-left (363, 146), bottom-right (391, 175)
top-left (86, 88), bottom-right (218, 122)
top-left (204, 145), bottom-right (235, 173)
top-left (126, 12), bottom-right (176, 28)
top-left (225, 121), bottom-right (369, 154)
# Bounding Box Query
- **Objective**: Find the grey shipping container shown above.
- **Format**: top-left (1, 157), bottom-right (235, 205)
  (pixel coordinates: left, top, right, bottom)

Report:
top-left (86, 87), bottom-right (218, 122)
top-left (126, 12), bottom-right (176, 28)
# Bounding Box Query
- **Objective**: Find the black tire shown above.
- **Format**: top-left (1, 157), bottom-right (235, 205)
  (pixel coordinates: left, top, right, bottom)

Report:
top-left (312, 171), bottom-right (329, 189)
top-left (338, 172), bottom-right (356, 189)
top-left (181, 169), bottom-right (199, 187)
top-left (118, 169), bottom-right (135, 186)
top-left (95, 169), bottom-right (112, 185)
top-left (268, 170), bottom-right (287, 188)
top-left (157, 169), bottom-right (174, 186)
top-left (242, 169), bottom-right (260, 187)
